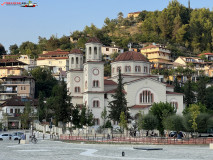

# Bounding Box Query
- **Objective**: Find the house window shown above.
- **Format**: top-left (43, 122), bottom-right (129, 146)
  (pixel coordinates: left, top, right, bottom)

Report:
top-left (125, 66), bottom-right (131, 72)
top-left (170, 102), bottom-right (178, 110)
top-left (106, 48), bottom-right (109, 51)
top-left (144, 66), bottom-right (148, 73)
top-left (93, 80), bottom-right (99, 87)
top-left (76, 57), bottom-right (79, 64)
top-left (104, 93), bottom-right (108, 99)
top-left (10, 109), bottom-right (13, 113)
top-left (135, 66), bottom-right (141, 72)
top-left (117, 66), bottom-right (121, 72)
top-left (94, 118), bottom-right (100, 125)
top-left (74, 87), bottom-right (80, 93)
top-left (71, 57), bottom-right (74, 64)
top-left (93, 100), bottom-right (100, 108)
top-left (139, 90), bottom-right (154, 104)
top-left (89, 47), bottom-right (92, 55)
top-left (94, 47), bottom-right (97, 55)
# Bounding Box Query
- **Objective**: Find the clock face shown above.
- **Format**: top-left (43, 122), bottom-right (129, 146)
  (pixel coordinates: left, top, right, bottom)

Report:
top-left (74, 76), bottom-right (80, 82)
top-left (93, 69), bottom-right (99, 75)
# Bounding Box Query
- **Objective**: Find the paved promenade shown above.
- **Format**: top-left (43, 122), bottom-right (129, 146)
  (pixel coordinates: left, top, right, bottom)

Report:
top-left (0, 137), bottom-right (213, 160)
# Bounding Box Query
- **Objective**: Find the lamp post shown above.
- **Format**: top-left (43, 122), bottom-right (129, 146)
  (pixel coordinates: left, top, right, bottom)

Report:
top-left (70, 115), bottom-right (73, 136)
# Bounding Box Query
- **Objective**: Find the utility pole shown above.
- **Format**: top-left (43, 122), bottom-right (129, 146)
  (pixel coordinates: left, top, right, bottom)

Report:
top-left (188, 0), bottom-right (190, 9)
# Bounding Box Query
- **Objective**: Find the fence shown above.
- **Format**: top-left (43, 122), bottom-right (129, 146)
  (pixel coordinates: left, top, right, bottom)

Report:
top-left (60, 135), bottom-right (213, 145)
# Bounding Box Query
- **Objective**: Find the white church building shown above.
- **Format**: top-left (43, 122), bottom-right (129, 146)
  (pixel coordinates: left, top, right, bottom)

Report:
top-left (67, 37), bottom-right (184, 126)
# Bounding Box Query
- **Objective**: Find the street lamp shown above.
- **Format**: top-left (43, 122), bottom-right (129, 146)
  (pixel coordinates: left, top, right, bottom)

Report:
top-left (70, 115), bottom-right (73, 136)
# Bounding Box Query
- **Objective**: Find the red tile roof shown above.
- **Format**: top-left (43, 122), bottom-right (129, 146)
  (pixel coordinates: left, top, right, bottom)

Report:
top-left (87, 37), bottom-right (101, 43)
top-left (1, 96), bottom-right (38, 107)
top-left (115, 51), bottom-right (148, 62)
top-left (104, 80), bottom-right (117, 85)
top-left (37, 57), bottom-right (68, 60)
top-left (70, 49), bottom-right (83, 54)
top-left (166, 91), bottom-right (183, 95)
top-left (141, 45), bottom-right (158, 50)
top-left (131, 105), bottom-right (151, 109)
top-left (198, 53), bottom-right (213, 56)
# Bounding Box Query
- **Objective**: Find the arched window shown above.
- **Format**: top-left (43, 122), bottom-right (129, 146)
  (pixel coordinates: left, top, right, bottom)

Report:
top-left (170, 102), bottom-right (178, 110)
top-left (139, 90), bottom-right (154, 104)
top-left (89, 47), bottom-right (92, 55)
top-left (94, 47), bottom-right (97, 55)
top-left (85, 81), bottom-right (87, 89)
top-left (74, 87), bottom-right (80, 93)
top-left (117, 66), bottom-right (121, 72)
top-left (93, 80), bottom-right (99, 87)
top-left (135, 66), bottom-right (141, 72)
top-left (76, 57), bottom-right (79, 64)
top-left (71, 57), bottom-right (74, 64)
top-left (112, 68), bottom-right (115, 73)
top-left (125, 66), bottom-right (131, 72)
top-left (93, 100), bottom-right (100, 108)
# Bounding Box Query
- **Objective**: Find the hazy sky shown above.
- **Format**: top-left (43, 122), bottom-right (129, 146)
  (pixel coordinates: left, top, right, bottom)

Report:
top-left (0, 0), bottom-right (213, 52)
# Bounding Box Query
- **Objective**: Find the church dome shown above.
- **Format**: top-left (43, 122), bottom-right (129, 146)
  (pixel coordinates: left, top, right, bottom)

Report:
top-left (87, 37), bottom-right (101, 43)
top-left (70, 49), bottom-right (83, 54)
top-left (115, 51), bottom-right (148, 62)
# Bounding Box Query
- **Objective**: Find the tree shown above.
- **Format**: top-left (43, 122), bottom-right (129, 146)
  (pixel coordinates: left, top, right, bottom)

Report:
top-left (104, 63), bottom-right (111, 77)
top-left (72, 106), bottom-right (80, 128)
top-left (149, 102), bottom-right (176, 136)
top-left (196, 113), bottom-right (211, 133)
top-left (19, 41), bottom-right (39, 59)
top-left (30, 67), bottom-right (58, 98)
top-left (205, 86), bottom-right (213, 111)
top-left (142, 114), bottom-right (158, 132)
top-left (9, 44), bottom-right (19, 55)
top-left (197, 75), bottom-right (209, 105)
top-left (108, 69), bottom-right (129, 122)
top-left (80, 106), bottom-right (87, 127)
top-left (174, 77), bottom-right (182, 93)
top-left (20, 102), bottom-right (32, 129)
top-left (101, 106), bottom-right (107, 136)
top-left (137, 111), bottom-right (143, 131)
top-left (163, 115), bottom-right (184, 133)
top-left (119, 111), bottom-right (127, 133)
top-left (51, 79), bottom-right (71, 126)
top-left (184, 79), bottom-right (195, 107)
top-left (38, 91), bottom-right (46, 122)
top-left (0, 43), bottom-right (6, 56)
top-left (188, 104), bottom-right (200, 133)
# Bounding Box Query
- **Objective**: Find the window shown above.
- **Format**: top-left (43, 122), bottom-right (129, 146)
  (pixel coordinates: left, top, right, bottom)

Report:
top-left (106, 48), bottom-right (109, 51)
top-left (117, 66), bottom-right (121, 72)
top-left (139, 90), bottom-right (154, 104)
top-left (89, 47), bottom-right (92, 55)
top-left (125, 66), bottom-right (131, 72)
top-left (135, 66), bottom-right (141, 72)
top-left (93, 80), bottom-right (99, 87)
top-left (74, 87), bottom-right (80, 93)
top-left (10, 109), bottom-right (13, 113)
top-left (171, 102), bottom-right (178, 110)
top-left (93, 100), bottom-right (100, 107)
top-left (94, 47), bottom-right (97, 55)
top-left (104, 93), bottom-right (108, 99)
top-left (144, 66), bottom-right (148, 73)
top-left (71, 57), bottom-right (74, 64)
top-left (59, 61), bottom-right (62, 64)
top-left (94, 118), bottom-right (100, 125)
top-left (76, 57), bottom-right (79, 64)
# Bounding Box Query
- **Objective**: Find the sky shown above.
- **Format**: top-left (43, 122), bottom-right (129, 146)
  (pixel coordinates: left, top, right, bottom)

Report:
top-left (0, 0), bottom-right (213, 52)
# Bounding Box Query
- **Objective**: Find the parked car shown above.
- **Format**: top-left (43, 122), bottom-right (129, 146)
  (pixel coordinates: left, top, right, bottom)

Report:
top-left (169, 131), bottom-right (177, 137)
top-left (0, 133), bottom-right (12, 140)
top-left (11, 132), bottom-right (24, 140)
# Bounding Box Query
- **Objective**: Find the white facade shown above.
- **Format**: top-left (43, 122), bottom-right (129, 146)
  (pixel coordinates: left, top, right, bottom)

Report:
top-left (67, 39), bottom-right (184, 126)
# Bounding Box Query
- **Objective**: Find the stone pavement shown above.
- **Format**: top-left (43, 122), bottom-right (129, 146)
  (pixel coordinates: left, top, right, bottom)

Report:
top-left (0, 138), bottom-right (213, 160)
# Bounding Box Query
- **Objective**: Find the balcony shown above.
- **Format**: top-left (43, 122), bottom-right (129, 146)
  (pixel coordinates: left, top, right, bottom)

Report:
top-left (2, 81), bottom-right (30, 85)
top-left (0, 91), bottom-right (17, 94)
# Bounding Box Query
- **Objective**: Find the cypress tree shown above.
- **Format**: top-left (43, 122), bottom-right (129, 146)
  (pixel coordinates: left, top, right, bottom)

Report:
top-left (108, 69), bottom-right (129, 122)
